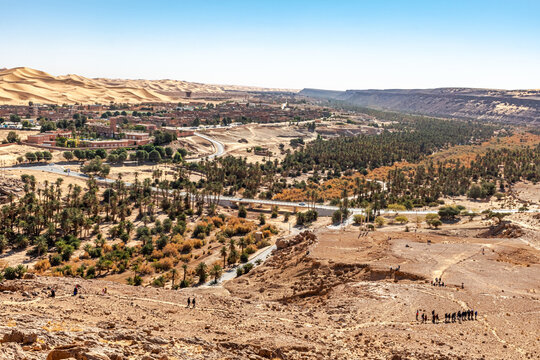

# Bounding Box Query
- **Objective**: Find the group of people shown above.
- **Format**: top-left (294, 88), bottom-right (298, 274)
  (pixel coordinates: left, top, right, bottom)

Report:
top-left (186, 297), bottom-right (196, 308)
top-left (445, 309), bottom-right (477, 323)
top-left (416, 309), bottom-right (478, 324)
top-left (431, 277), bottom-right (445, 287)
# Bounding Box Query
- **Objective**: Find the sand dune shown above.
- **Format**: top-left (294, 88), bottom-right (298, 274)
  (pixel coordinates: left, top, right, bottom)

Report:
top-left (0, 67), bottom-right (297, 105)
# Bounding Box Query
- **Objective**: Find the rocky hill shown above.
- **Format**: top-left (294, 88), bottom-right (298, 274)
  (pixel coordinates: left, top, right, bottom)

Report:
top-left (0, 67), bottom-right (297, 105)
top-left (2, 227), bottom-right (539, 360)
top-left (300, 87), bottom-right (540, 124)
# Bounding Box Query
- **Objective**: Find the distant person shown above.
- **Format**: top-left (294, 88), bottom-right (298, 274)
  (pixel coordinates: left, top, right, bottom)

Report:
top-left (475, 311), bottom-right (478, 320)
top-left (461, 282), bottom-right (464, 289)
top-left (416, 310), bottom-right (419, 321)
top-left (50, 288), bottom-right (55, 298)
top-left (187, 297), bottom-right (191, 308)
top-left (73, 285), bottom-right (79, 296)
top-left (192, 297), bottom-right (196, 308)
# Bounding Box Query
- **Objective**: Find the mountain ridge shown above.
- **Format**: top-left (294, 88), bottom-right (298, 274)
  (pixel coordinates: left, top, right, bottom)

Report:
top-left (300, 87), bottom-right (540, 124)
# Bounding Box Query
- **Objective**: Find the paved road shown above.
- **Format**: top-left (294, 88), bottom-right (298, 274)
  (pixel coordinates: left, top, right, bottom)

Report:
top-left (4, 163), bottom-right (538, 217)
top-left (191, 132), bottom-right (225, 160)
top-left (203, 244), bottom-right (277, 286)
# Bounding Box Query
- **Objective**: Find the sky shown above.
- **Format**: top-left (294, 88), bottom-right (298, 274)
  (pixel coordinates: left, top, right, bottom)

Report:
top-left (1, 0), bottom-right (539, 90)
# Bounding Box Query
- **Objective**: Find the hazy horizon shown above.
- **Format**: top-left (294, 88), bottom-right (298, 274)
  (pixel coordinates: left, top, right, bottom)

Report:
top-left (2, 0), bottom-right (539, 90)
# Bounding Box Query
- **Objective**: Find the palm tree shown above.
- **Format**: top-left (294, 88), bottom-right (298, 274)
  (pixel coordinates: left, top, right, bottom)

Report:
top-left (220, 246), bottom-right (227, 268)
top-left (238, 237), bottom-right (247, 254)
top-left (195, 262), bottom-right (207, 284)
top-left (182, 264), bottom-right (188, 282)
top-left (209, 264), bottom-right (223, 284)
top-left (170, 268), bottom-right (178, 288)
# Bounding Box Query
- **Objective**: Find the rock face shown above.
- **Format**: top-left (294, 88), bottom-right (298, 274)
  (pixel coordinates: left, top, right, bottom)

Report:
top-left (300, 87), bottom-right (540, 124)
top-left (46, 344), bottom-right (110, 360)
top-left (2, 329), bottom-right (37, 344)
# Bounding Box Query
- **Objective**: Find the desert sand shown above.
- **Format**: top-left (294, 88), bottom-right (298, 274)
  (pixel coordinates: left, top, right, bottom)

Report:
top-left (0, 67), bottom-right (297, 105)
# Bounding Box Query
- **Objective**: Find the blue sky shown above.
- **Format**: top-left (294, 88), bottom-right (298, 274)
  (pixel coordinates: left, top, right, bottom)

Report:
top-left (1, 0), bottom-right (539, 89)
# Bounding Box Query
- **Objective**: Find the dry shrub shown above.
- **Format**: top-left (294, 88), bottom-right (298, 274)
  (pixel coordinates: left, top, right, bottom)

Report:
top-left (210, 216), bottom-right (224, 228)
top-left (34, 259), bottom-right (51, 273)
top-left (102, 244), bottom-right (113, 253)
top-left (153, 257), bottom-right (174, 272)
top-left (163, 243), bottom-right (179, 257)
top-left (192, 239), bottom-right (203, 249)
top-left (262, 229), bottom-right (272, 239)
top-left (138, 262), bottom-right (154, 275)
top-left (171, 234), bottom-right (183, 243)
top-left (151, 250), bottom-right (164, 260)
top-left (245, 245), bottom-right (257, 254)
top-left (178, 254), bottom-right (191, 263)
top-left (256, 239), bottom-right (270, 249)
top-left (180, 241), bottom-right (192, 254)
top-left (261, 224), bottom-right (278, 234)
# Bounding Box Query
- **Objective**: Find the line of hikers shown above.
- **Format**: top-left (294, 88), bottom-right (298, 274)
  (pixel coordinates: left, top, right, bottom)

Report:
top-left (186, 297), bottom-right (196, 308)
top-left (416, 309), bottom-right (477, 324)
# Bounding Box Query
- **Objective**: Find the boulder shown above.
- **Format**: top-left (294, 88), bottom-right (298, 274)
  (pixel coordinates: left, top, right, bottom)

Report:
top-left (46, 344), bottom-right (110, 360)
top-left (2, 329), bottom-right (38, 344)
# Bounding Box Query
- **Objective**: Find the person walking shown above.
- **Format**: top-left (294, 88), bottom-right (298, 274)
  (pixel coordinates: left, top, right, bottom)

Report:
top-left (187, 297), bottom-right (191, 308)
top-left (416, 310), bottom-right (419, 321)
top-left (192, 297), bottom-right (196, 308)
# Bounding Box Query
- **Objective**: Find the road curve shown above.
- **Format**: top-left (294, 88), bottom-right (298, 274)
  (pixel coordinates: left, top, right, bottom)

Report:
top-left (186, 132), bottom-right (225, 162)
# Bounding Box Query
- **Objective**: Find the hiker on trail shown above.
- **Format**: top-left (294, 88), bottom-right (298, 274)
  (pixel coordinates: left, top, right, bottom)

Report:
top-left (416, 310), bottom-right (419, 321)
top-left (475, 311), bottom-right (478, 320)
top-left (73, 285), bottom-right (79, 296)
top-left (482, 248), bottom-right (485, 255)
top-left (50, 289), bottom-right (55, 298)
top-left (187, 297), bottom-right (191, 308)
top-left (101, 287), bottom-right (107, 295)
top-left (192, 297), bottom-right (196, 308)
top-left (461, 282), bottom-right (464, 289)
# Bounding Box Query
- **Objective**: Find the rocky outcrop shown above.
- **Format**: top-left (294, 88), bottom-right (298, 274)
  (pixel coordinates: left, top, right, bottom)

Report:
top-left (300, 87), bottom-right (540, 124)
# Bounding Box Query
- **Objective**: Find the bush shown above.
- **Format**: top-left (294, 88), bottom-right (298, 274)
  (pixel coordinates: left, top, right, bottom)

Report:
top-left (236, 267), bottom-right (244, 277)
top-left (395, 215), bottom-right (408, 224)
top-left (431, 220), bottom-right (442, 229)
top-left (438, 206), bottom-right (460, 220)
top-left (238, 205), bottom-right (247, 218)
top-left (353, 214), bottom-right (365, 225)
top-left (375, 216), bottom-right (386, 227)
top-left (85, 266), bottom-right (96, 278)
top-left (133, 275), bottom-right (143, 286)
top-left (296, 210), bottom-right (318, 226)
top-left (152, 257), bottom-right (174, 272)
top-left (179, 279), bottom-right (190, 288)
top-left (3, 267), bottom-right (17, 280)
top-left (425, 213), bottom-right (440, 227)
top-left (50, 254), bottom-right (62, 266)
top-left (240, 253), bottom-right (249, 263)
top-left (243, 263), bottom-right (254, 274)
top-left (34, 259), bottom-right (51, 273)
top-left (151, 276), bottom-right (166, 287)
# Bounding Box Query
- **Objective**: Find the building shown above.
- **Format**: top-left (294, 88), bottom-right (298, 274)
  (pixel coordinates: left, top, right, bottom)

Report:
top-left (26, 130), bottom-right (72, 145)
